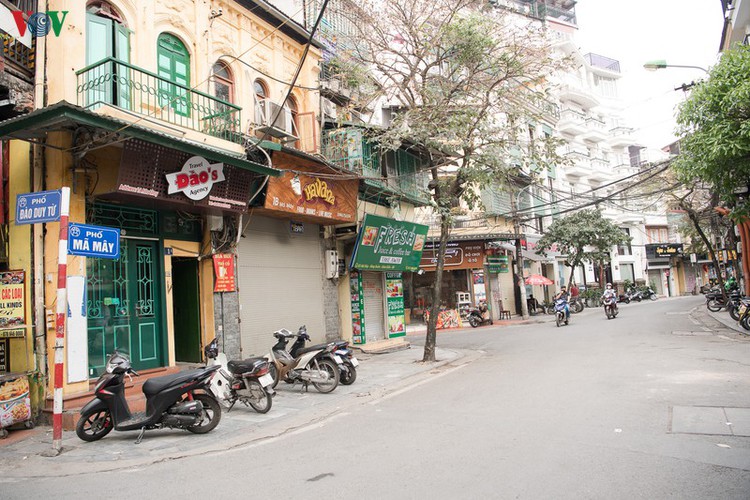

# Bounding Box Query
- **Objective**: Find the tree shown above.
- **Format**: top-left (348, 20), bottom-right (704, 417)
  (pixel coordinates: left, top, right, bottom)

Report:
top-left (534, 209), bottom-right (631, 289)
top-left (347, 0), bottom-right (566, 362)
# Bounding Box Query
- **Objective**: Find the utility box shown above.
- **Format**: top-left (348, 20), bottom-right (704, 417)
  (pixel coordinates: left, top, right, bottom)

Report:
top-left (325, 250), bottom-right (339, 279)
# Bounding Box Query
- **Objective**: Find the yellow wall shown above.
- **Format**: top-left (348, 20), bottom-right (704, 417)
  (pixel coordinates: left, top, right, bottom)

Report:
top-left (6, 140), bottom-right (33, 373)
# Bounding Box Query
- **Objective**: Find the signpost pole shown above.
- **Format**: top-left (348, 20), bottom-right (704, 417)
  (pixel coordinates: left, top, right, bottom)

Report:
top-left (52, 187), bottom-right (70, 453)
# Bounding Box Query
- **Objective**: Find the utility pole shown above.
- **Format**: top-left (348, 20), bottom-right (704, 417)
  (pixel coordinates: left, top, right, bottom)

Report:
top-left (510, 184), bottom-right (529, 319)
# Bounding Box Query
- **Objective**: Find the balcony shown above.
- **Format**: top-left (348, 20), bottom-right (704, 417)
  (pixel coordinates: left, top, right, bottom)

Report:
top-left (580, 117), bottom-right (607, 143)
top-left (588, 157), bottom-right (611, 182)
top-left (558, 78), bottom-right (599, 109)
top-left (608, 126), bottom-right (636, 148)
top-left (1, 30), bottom-right (35, 82)
top-left (557, 108), bottom-right (586, 136)
top-left (76, 58), bottom-right (242, 144)
top-left (562, 150), bottom-right (589, 178)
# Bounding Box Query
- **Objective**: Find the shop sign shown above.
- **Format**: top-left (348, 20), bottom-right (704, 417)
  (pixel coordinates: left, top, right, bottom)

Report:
top-left (213, 254), bottom-right (236, 292)
top-left (264, 170), bottom-right (357, 223)
top-left (0, 271), bottom-right (25, 330)
top-left (351, 214), bottom-right (429, 272)
top-left (487, 255), bottom-right (509, 273)
top-left (646, 243), bottom-right (683, 259)
top-left (0, 374), bottom-right (31, 425)
top-left (68, 223), bottom-right (121, 259)
top-left (419, 241), bottom-right (484, 271)
top-left (0, 339), bottom-right (7, 372)
top-left (166, 156), bottom-right (225, 201)
top-left (350, 271), bottom-right (365, 344)
top-left (15, 189), bottom-right (61, 225)
top-left (385, 272), bottom-right (405, 338)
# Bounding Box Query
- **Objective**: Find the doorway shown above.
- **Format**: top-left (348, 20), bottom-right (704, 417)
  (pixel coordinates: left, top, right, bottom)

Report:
top-left (172, 257), bottom-right (202, 362)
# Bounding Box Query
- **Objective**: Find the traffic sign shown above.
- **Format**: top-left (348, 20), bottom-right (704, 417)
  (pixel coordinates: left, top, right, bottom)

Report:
top-left (68, 223), bottom-right (120, 259)
top-left (15, 190), bottom-right (62, 224)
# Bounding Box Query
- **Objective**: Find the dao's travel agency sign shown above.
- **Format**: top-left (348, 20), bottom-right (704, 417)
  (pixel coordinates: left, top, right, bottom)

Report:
top-left (350, 214), bottom-right (429, 272)
top-left (166, 156), bottom-right (225, 201)
top-left (68, 223), bottom-right (121, 259)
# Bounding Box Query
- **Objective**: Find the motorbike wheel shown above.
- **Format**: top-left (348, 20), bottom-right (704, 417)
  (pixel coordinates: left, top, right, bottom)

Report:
top-left (741, 315), bottom-right (750, 331)
top-left (649, 294), bottom-right (658, 301)
top-left (245, 380), bottom-right (273, 414)
top-left (635, 296), bottom-right (642, 302)
top-left (571, 301), bottom-right (583, 314)
top-left (268, 363), bottom-right (279, 389)
top-left (469, 316), bottom-right (479, 328)
top-left (75, 408), bottom-right (113, 442)
top-left (555, 313), bottom-right (561, 327)
top-left (605, 307), bottom-right (612, 320)
top-left (706, 299), bottom-right (723, 312)
top-left (312, 359), bottom-right (340, 394)
top-left (187, 394), bottom-right (222, 434)
top-left (729, 304), bottom-right (741, 322)
top-left (340, 361), bottom-right (357, 386)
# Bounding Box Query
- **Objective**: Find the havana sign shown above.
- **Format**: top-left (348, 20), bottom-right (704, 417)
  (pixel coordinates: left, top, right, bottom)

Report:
top-left (166, 156), bottom-right (225, 201)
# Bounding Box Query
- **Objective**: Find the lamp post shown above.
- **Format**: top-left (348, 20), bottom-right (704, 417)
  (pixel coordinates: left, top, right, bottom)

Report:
top-left (643, 60), bottom-right (709, 74)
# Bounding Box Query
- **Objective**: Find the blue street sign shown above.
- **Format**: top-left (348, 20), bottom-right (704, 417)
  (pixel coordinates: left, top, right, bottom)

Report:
top-left (68, 223), bottom-right (121, 260)
top-left (15, 190), bottom-right (62, 225)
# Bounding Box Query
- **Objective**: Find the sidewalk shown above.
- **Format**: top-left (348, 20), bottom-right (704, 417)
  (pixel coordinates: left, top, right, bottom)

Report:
top-left (698, 306), bottom-right (750, 339)
top-left (0, 345), bottom-right (472, 478)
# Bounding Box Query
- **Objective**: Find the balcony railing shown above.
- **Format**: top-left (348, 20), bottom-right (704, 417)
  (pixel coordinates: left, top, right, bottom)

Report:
top-left (76, 57), bottom-right (242, 143)
top-left (1, 30), bottom-right (35, 81)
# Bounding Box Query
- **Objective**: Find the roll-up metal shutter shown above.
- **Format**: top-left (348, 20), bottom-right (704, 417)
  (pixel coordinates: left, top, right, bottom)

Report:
top-left (362, 271), bottom-right (385, 342)
top-left (237, 216), bottom-right (326, 356)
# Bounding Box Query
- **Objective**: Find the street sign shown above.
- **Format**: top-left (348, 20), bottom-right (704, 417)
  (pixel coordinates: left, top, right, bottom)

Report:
top-left (68, 223), bottom-right (120, 259)
top-left (15, 190), bottom-right (62, 225)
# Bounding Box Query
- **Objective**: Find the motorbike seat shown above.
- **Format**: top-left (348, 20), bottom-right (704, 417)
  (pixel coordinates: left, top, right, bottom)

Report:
top-left (295, 343), bottom-right (328, 356)
top-left (227, 357), bottom-right (266, 375)
top-left (142, 369), bottom-right (208, 395)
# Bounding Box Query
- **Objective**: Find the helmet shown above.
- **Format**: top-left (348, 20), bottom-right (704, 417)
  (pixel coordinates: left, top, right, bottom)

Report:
top-left (204, 338), bottom-right (219, 359)
top-left (606, 283), bottom-right (613, 288)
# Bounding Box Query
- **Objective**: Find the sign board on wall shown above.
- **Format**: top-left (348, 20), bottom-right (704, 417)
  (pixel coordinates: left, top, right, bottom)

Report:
top-left (15, 189), bottom-right (61, 225)
top-left (0, 339), bottom-right (8, 372)
top-left (419, 241), bottom-right (484, 271)
top-left (488, 255), bottom-right (509, 273)
top-left (385, 272), bottom-right (405, 338)
top-left (350, 271), bottom-right (365, 344)
top-left (213, 254), bottom-right (236, 292)
top-left (350, 214), bottom-right (429, 272)
top-left (165, 156), bottom-right (225, 201)
top-left (264, 170), bottom-right (358, 223)
top-left (68, 223), bottom-right (121, 259)
top-left (66, 276), bottom-right (88, 383)
top-left (0, 271), bottom-right (25, 329)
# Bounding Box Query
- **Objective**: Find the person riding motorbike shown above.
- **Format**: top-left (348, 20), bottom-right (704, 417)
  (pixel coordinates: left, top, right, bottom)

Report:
top-left (601, 283), bottom-right (618, 313)
top-left (554, 286), bottom-right (570, 320)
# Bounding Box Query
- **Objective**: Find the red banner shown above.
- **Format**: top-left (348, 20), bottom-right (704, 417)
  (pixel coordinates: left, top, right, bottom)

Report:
top-left (213, 254), bottom-right (236, 292)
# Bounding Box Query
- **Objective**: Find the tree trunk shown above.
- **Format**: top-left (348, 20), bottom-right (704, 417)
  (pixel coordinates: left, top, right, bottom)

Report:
top-left (682, 202), bottom-right (725, 297)
top-left (423, 216), bottom-right (451, 362)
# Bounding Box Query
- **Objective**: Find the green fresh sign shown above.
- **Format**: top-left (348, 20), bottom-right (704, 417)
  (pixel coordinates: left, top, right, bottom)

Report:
top-left (351, 214), bottom-right (429, 272)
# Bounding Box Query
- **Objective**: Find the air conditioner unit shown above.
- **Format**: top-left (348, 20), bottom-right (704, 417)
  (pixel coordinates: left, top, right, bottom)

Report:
top-left (264, 100), bottom-right (293, 135)
top-left (322, 98), bottom-right (337, 119)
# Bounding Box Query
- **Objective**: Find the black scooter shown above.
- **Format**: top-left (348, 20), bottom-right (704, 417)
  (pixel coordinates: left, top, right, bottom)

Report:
top-left (289, 326), bottom-right (359, 386)
top-left (75, 352), bottom-right (221, 443)
top-left (467, 302), bottom-right (493, 327)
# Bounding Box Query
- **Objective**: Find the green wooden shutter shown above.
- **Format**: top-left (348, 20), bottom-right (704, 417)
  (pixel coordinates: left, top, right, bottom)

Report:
top-left (114, 23), bottom-right (131, 110)
top-left (157, 34), bottom-right (191, 117)
top-left (85, 13), bottom-right (114, 107)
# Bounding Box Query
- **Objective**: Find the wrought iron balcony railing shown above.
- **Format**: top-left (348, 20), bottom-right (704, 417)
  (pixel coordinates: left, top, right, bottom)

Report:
top-left (76, 57), bottom-right (242, 143)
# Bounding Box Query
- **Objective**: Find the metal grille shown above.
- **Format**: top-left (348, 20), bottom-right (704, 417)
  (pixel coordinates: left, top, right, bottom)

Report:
top-left (88, 203), bottom-right (158, 235)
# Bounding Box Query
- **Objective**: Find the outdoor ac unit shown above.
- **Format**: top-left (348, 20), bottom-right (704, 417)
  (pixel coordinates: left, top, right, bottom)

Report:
top-left (264, 100), bottom-right (293, 135)
top-left (322, 98), bottom-right (337, 119)
top-left (325, 249), bottom-right (339, 279)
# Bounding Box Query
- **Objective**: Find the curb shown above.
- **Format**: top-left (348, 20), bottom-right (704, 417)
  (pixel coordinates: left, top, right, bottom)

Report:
top-left (689, 305), bottom-right (750, 341)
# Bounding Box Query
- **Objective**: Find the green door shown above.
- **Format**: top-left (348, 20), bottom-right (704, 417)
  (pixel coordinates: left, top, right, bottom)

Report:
top-left (172, 258), bottom-right (202, 363)
top-left (85, 12), bottom-right (130, 109)
top-left (157, 33), bottom-right (190, 117)
top-left (87, 239), bottom-right (165, 377)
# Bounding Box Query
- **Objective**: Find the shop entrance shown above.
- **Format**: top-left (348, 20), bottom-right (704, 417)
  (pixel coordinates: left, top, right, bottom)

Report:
top-left (362, 272), bottom-right (385, 342)
top-left (172, 257), bottom-right (202, 363)
top-left (86, 238), bottom-right (165, 377)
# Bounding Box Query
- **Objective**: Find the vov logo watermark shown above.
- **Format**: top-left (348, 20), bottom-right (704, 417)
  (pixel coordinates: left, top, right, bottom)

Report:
top-left (9, 10), bottom-right (69, 38)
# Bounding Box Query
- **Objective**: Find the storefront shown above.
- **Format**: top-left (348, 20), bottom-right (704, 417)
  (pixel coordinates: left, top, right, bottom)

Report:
top-left (237, 149), bottom-right (359, 355)
top-left (645, 243), bottom-right (684, 297)
top-left (348, 214), bottom-right (428, 344)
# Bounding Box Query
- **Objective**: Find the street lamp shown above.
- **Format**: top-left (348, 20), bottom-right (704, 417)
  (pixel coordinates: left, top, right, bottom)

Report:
top-left (643, 60), bottom-right (709, 74)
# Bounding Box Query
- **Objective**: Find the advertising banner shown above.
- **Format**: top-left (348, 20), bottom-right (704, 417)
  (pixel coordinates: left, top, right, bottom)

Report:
top-left (419, 241), bottom-right (484, 271)
top-left (213, 254), bottom-right (236, 292)
top-left (350, 271), bottom-right (365, 344)
top-left (488, 255), bottom-right (509, 273)
top-left (351, 214), bottom-right (429, 272)
top-left (385, 272), bottom-right (405, 338)
top-left (0, 271), bottom-right (25, 330)
top-left (264, 170), bottom-right (358, 224)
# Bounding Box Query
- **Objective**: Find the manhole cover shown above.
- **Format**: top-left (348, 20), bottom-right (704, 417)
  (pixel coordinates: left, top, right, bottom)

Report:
top-left (671, 406), bottom-right (750, 436)
top-left (671, 330), bottom-right (712, 336)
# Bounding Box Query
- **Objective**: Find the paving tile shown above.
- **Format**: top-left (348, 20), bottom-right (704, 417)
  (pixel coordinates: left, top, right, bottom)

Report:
top-left (723, 407), bottom-right (750, 437)
top-left (671, 406), bottom-right (732, 435)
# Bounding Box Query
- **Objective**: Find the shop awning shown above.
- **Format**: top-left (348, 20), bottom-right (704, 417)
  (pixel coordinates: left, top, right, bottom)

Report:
top-left (0, 101), bottom-right (280, 177)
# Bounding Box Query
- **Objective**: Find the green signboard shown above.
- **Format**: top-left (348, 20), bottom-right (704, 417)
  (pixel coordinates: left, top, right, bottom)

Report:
top-left (350, 271), bottom-right (365, 344)
top-left (351, 214), bottom-right (429, 272)
top-left (385, 272), bottom-right (405, 338)
top-left (488, 255), bottom-right (509, 273)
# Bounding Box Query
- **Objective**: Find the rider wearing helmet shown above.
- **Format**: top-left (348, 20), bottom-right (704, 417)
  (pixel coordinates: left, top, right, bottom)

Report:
top-left (554, 286), bottom-right (570, 319)
top-left (601, 283), bottom-right (618, 312)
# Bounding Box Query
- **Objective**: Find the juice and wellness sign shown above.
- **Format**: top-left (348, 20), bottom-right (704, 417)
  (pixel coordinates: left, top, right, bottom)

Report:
top-left (350, 214), bottom-right (428, 272)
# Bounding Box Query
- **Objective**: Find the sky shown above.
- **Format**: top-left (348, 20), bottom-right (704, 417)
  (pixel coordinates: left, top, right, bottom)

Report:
top-left (572, 0), bottom-right (725, 151)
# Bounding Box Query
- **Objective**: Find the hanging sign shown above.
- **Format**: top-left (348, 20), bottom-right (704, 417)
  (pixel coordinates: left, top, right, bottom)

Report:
top-left (213, 254), bottom-right (236, 292)
top-left (350, 214), bottom-right (429, 272)
top-left (385, 272), bottom-right (405, 338)
top-left (350, 271), bottom-right (365, 344)
top-left (0, 271), bottom-right (25, 330)
top-left (165, 156), bottom-right (225, 201)
top-left (419, 241), bottom-right (484, 271)
top-left (488, 255), bottom-right (509, 273)
top-left (15, 189), bottom-right (61, 225)
top-left (68, 223), bottom-right (121, 259)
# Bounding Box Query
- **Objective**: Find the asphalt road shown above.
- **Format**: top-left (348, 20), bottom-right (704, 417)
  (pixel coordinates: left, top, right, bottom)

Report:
top-left (4, 296), bottom-right (750, 499)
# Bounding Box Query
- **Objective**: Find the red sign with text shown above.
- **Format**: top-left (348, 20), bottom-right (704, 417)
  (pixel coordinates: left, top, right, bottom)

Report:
top-left (213, 254), bottom-right (236, 292)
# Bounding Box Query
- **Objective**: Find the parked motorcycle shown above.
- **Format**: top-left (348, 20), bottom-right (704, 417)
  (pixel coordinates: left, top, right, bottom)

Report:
top-left (75, 352), bottom-right (221, 443)
top-left (554, 298), bottom-right (569, 327)
top-left (569, 296), bottom-right (584, 314)
top-left (467, 301), bottom-right (493, 327)
top-left (204, 338), bottom-right (274, 414)
top-left (737, 298), bottom-right (750, 331)
top-left (289, 326), bottom-right (359, 386)
top-left (641, 286), bottom-right (658, 301)
top-left (705, 287), bottom-right (739, 312)
top-left (603, 296), bottom-right (618, 319)
top-left (266, 328), bottom-right (340, 393)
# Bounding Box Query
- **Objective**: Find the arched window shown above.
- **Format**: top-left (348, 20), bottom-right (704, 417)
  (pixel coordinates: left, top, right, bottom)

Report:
top-left (211, 61), bottom-right (234, 104)
top-left (157, 33), bottom-right (191, 117)
top-left (253, 79), bottom-right (269, 124)
top-left (86, 1), bottom-right (130, 108)
top-left (286, 95), bottom-right (299, 146)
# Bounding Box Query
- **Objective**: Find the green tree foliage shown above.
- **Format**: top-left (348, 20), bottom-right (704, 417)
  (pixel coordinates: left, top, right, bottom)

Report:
top-left (534, 209), bottom-right (631, 288)
top-left (348, 0), bottom-right (567, 361)
top-left (674, 45), bottom-right (750, 214)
